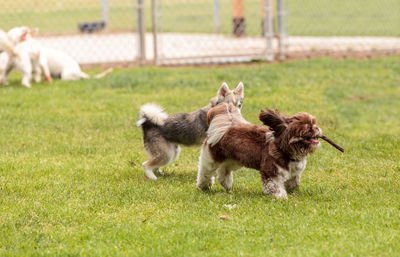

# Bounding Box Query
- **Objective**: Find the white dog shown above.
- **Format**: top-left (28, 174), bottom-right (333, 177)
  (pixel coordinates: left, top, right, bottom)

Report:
top-left (0, 26), bottom-right (112, 87)
top-left (0, 29), bottom-right (18, 56)
top-left (38, 47), bottom-right (112, 81)
top-left (0, 27), bottom-right (44, 87)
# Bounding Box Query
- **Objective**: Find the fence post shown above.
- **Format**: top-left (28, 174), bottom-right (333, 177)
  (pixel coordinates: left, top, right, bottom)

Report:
top-left (263, 0), bottom-right (274, 61)
top-left (101, 0), bottom-right (109, 25)
top-left (277, 0), bottom-right (286, 60)
top-left (151, 0), bottom-right (158, 65)
top-left (137, 0), bottom-right (146, 65)
top-left (213, 0), bottom-right (220, 33)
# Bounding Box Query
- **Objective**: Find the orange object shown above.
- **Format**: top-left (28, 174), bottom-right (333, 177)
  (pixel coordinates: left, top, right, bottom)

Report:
top-left (232, 0), bottom-right (244, 18)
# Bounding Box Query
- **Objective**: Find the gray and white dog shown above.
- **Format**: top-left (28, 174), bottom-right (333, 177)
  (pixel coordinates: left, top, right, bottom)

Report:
top-left (136, 82), bottom-right (244, 180)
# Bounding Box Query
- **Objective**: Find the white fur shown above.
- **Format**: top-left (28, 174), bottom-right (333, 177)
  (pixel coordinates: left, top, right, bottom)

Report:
top-left (0, 27), bottom-right (47, 87)
top-left (39, 47), bottom-right (86, 80)
top-left (261, 158), bottom-right (307, 199)
top-left (137, 103), bottom-right (169, 127)
top-left (1, 26), bottom-right (112, 87)
top-left (197, 104), bottom-right (247, 190)
top-left (0, 38), bottom-right (43, 88)
top-left (142, 143), bottom-right (181, 180)
top-left (196, 145), bottom-right (218, 189)
top-left (265, 131), bottom-right (274, 143)
top-left (197, 143), bottom-right (242, 191)
top-left (7, 27), bottom-right (34, 44)
top-left (0, 30), bottom-right (16, 55)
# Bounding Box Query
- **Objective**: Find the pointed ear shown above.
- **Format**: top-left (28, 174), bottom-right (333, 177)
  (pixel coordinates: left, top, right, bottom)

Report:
top-left (217, 82), bottom-right (230, 98)
top-left (234, 81), bottom-right (244, 98)
top-left (259, 108), bottom-right (288, 136)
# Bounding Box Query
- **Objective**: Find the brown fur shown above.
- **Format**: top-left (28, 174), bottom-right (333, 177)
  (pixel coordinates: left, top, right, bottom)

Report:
top-left (198, 106), bottom-right (322, 198)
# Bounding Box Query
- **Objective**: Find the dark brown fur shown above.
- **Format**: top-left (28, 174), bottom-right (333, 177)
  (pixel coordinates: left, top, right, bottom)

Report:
top-left (202, 107), bottom-right (322, 197)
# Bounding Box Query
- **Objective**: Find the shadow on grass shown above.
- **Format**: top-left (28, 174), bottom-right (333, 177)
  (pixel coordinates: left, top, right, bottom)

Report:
top-left (156, 171), bottom-right (196, 184)
top-left (156, 171), bottom-right (269, 198)
top-left (139, 168), bottom-right (335, 201)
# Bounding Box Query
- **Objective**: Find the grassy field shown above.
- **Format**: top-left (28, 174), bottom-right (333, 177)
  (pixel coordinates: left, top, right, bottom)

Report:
top-left (1, 57), bottom-right (400, 256)
top-left (0, 0), bottom-right (399, 36)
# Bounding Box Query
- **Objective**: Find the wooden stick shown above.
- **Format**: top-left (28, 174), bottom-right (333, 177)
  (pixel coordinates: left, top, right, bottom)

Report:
top-left (319, 135), bottom-right (344, 153)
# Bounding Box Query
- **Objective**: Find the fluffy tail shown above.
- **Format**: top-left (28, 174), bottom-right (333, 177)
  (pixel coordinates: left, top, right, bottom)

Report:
top-left (206, 103), bottom-right (248, 146)
top-left (136, 103), bottom-right (169, 127)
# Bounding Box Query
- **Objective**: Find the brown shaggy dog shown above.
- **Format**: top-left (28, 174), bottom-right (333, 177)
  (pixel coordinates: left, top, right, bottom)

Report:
top-left (197, 103), bottom-right (322, 199)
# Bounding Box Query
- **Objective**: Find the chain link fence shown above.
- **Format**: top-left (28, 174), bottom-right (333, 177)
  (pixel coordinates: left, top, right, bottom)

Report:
top-left (1, 0), bottom-right (139, 66)
top-left (152, 0), bottom-right (277, 65)
top-left (284, 0), bottom-right (400, 59)
top-left (153, 0), bottom-right (400, 64)
top-left (1, 0), bottom-right (399, 66)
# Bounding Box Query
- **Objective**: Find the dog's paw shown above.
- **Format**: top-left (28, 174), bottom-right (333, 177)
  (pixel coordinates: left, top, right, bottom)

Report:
top-left (144, 170), bottom-right (157, 180)
top-left (155, 169), bottom-right (165, 176)
top-left (274, 190), bottom-right (288, 199)
top-left (197, 176), bottom-right (215, 190)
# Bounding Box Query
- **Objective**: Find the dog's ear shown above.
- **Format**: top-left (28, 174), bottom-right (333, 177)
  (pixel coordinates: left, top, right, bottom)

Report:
top-left (19, 30), bottom-right (29, 42)
top-left (217, 82), bottom-right (230, 98)
top-left (234, 81), bottom-right (244, 98)
top-left (29, 28), bottom-right (39, 37)
top-left (259, 108), bottom-right (288, 136)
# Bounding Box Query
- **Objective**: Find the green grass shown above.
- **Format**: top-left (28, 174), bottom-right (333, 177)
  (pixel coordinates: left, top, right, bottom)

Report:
top-left (1, 57), bottom-right (400, 256)
top-left (1, 0), bottom-right (399, 36)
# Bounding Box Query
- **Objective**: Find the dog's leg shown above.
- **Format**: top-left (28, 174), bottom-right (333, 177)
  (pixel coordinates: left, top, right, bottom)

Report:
top-left (142, 151), bottom-right (175, 180)
top-left (0, 65), bottom-right (6, 86)
top-left (39, 54), bottom-right (52, 83)
top-left (154, 144), bottom-right (180, 176)
top-left (262, 177), bottom-right (288, 199)
top-left (197, 144), bottom-right (218, 190)
top-left (217, 164), bottom-right (234, 191)
top-left (32, 61), bottom-right (41, 83)
top-left (20, 58), bottom-right (32, 88)
top-left (285, 175), bottom-right (301, 193)
top-left (142, 133), bottom-right (179, 179)
top-left (0, 53), bottom-right (10, 86)
top-left (142, 159), bottom-right (161, 180)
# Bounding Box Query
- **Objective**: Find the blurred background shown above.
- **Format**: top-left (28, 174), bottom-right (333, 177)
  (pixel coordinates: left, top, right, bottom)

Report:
top-left (2, 0), bottom-right (399, 66)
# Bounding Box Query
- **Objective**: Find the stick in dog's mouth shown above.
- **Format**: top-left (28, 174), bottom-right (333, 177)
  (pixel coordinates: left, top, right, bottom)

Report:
top-left (318, 135), bottom-right (344, 153)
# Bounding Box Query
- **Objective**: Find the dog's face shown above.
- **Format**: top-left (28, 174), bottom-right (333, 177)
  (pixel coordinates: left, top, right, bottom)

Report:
top-left (210, 82), bottom-right (244, 110)
top-left (8, 26), bottom-right (37, 44)
top-left (259, 109), bottom-right (322, 158)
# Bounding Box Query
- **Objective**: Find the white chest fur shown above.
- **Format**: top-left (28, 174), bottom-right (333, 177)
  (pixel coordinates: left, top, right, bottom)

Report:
top-left (276, 158), bottom-right (307, 182)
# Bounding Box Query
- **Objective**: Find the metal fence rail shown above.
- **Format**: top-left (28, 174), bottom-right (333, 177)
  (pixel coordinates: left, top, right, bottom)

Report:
top-left (1, 0), bottom-right (399, 66)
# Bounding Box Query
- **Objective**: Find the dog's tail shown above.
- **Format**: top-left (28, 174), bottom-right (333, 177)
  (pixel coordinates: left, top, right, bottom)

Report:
top-left (206, 103), bottom-right (247, 146)
top-left (93, 67), bottom-right (113, 78)
top-left (80, 68), bottom-right (113, 79)
top-left (136, 103), bottom-right (169, 127)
